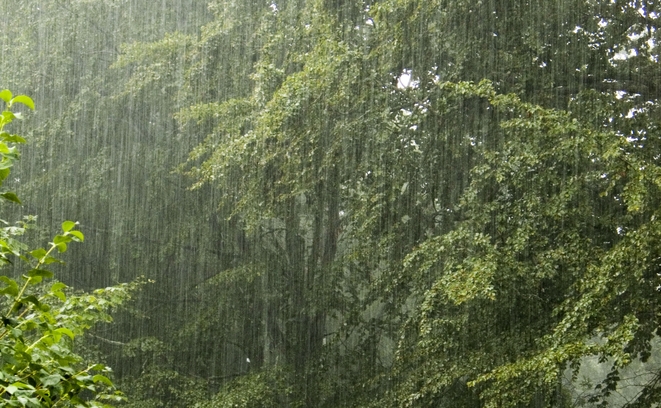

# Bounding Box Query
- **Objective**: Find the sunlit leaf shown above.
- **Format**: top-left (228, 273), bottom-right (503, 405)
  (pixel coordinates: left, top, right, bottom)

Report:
top-left (68, 230), bottom-right (84, 242)
top-left (9, 95), bottom-right (35, 110)
top-left (61, 221), bottom-right (76, 232)
top-left (0, 134), bottom-right (26, 144)
top-left (0, 90), bottom-right (12, 103)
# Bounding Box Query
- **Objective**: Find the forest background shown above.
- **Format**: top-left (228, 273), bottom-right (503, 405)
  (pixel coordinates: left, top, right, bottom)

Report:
top-left (2, 0), bottom-right (661, 407)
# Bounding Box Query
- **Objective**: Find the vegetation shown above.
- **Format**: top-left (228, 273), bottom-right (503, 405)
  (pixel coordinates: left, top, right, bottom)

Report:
top-left (0, 92), bottom-right (135, 407)
top-left (3, 0), bottom-right (661, 407)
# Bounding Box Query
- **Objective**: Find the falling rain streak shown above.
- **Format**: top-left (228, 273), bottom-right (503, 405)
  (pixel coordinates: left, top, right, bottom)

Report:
top-left (1, 0), bottom-right (661, 407)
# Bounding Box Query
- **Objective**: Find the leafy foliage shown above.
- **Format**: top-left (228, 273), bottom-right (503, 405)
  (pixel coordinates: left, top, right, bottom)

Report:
top-left (0, 92), bottom-right (136, 407)
top-left (6, 0), bottom-right (661, 407)
top-left (108, 0), bottom-right (661, 406)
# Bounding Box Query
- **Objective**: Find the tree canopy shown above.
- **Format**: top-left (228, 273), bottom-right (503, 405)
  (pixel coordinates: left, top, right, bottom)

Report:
top-left (3, 0), bottom-right (661, 407)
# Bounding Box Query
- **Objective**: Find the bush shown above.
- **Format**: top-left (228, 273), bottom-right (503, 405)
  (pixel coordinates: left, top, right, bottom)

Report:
top-left (0, 90), bottom-right (135, 407)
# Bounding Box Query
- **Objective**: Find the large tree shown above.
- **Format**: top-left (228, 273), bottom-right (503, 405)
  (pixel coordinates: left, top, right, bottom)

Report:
top-left (5, 0), bottom-right (661, 407)
top-left (169, 0), bottom-right (661, 406)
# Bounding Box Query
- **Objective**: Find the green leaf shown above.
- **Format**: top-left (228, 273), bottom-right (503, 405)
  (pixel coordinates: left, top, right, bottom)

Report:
top-left (92, 375), bottom-right (113, 387)
top-left (51, 282), bottom-right (67, 292)
top-left (61, 221), bottom-right (76, 232)
top-left (0, 168), bottom-right (10, 182)
top-left (29, 248), bottom-right (47, 260)
top-left (28, 269), bottom-right (54, 280)
top-left (11, 382), bottom-right (33, 390)
top-left (53, 235), bottom-right (72, 244)
top-left (42, 255), bottom-right (64, 265)
top-left (41, 374), bottom-right (64, 387)
top-left (0, 160), bottom-right (14, 170)
top-left (51, 290), bottom-right (66, 302)
top-left (9, 95), bottom-right (35, 110)
top-left (1, 111), bottom-right (15, 123)
top-left (54, 327), bottom-right (74, 340)
top-left (29, 275), bottom-right (43, 284)
top-left (0, 90), bottom-right (12, 103)
top-left (55, 242), bottom-right (67, 253)
top-left (22, 295), bottom-right (49, 311)
top-left (1, 192), bottom-right (21, 204)
top-left (68, 230), bottom-right (84, 242)
top-left (0, 276), bottom-right (18, 296)
top-left (0, 134), bottom-right (26, 144)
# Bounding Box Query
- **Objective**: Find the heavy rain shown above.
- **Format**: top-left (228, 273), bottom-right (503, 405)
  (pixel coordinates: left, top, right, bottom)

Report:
top-left (1, 1), bottom-right (661, 407)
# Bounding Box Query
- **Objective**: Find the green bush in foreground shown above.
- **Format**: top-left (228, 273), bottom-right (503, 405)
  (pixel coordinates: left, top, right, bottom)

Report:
top-left (0, 90), bottom-right (134, 407)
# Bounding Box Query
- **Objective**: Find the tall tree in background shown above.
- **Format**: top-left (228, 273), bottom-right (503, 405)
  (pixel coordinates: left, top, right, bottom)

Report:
top-left (170, 0), bottom-right (661, 406)
top-left (4, 0), bottom-right (661, 407)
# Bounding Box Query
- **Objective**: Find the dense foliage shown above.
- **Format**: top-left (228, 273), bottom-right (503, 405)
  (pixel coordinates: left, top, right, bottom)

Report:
top-left (3, 0), bottom-right (661, 407)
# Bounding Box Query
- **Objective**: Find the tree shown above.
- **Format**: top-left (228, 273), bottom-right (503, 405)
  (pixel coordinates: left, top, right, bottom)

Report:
top-left (5, 0), bottom-right (661, 407)
top-left (172, 0), bottom-right (661, 407)
top-left (0, 91), bottom-right (136, 407)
